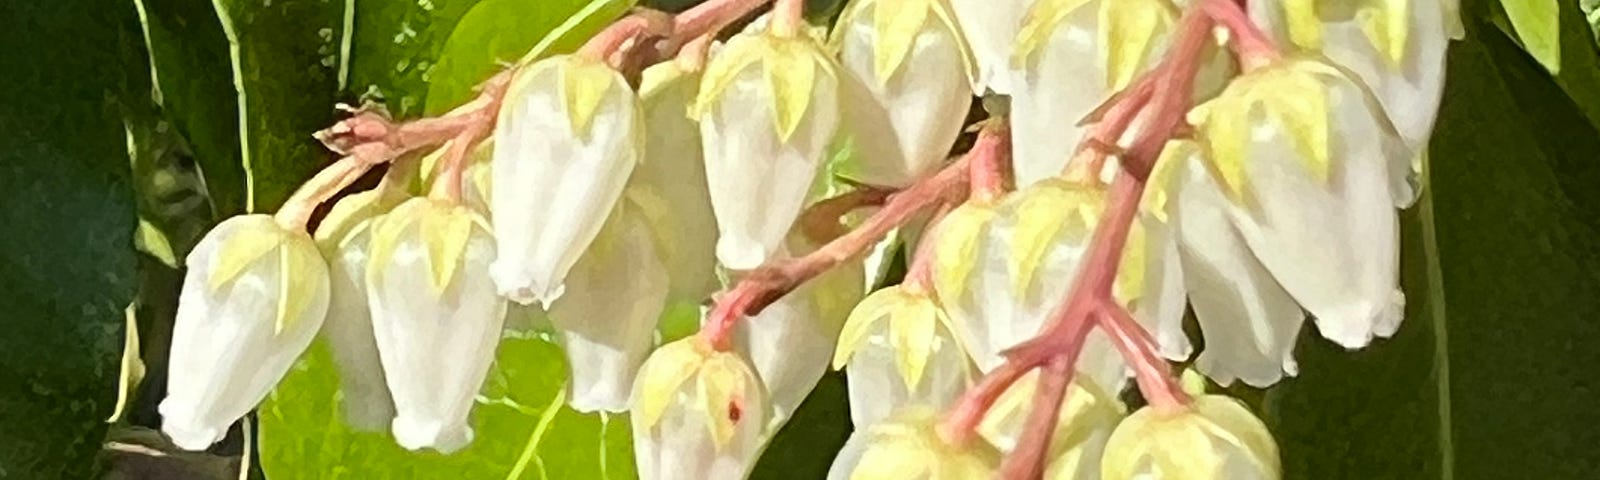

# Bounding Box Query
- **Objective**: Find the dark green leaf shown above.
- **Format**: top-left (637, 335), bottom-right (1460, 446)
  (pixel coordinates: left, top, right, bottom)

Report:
top-left (749, 372), bottom-right (853, 479)
top-left (1262, 19), bottom-right (1600, 479)
top-left (212, 0), bottom-right (346, 212)
top-left (345, 0), bottom-right (487, 118)
top-left (0, 0), bottom-right (141, 476)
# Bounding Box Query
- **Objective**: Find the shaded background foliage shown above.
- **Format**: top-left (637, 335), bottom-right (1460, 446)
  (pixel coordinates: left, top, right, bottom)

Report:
top-left (1, 0), bottom-right (1598, 478)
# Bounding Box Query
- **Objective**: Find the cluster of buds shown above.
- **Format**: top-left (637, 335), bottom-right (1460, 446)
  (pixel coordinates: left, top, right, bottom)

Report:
top-left (159, 0), bottom-right (1452, 477)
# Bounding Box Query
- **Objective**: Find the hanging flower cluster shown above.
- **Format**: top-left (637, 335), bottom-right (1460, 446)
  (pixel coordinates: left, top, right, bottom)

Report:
top-left (161, 0), bottom-right (1451, 477)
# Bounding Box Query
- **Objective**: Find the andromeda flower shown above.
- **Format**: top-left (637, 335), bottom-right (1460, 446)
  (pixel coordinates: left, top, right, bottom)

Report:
top-left (833, 0), bottom-right (975, 187)
top-left (977, 373), bottom-right (1124, 479)
top-left (366, 198), bottom-right (505, 453)
top-left (826, 406), bottom-right (1001, 479)
top-left (547, 203), bottom-right (669, 413)
top-left (162, 215), bottom-right (329, 450)
top-left (696, 31), bottom-right (842, 269)
top-left (632, 338), bottom-right (771, 480)
top-left (491, 55), bottom-right (641, 306)
top-left (948, 0), bottom-right (1036, 93)
top-left (636, 62), bottom-right (720, 302)
top-left (313, 190), bottom-right (399, 431)
top-left (1101, 395), bottom-right (1280, 479)
top-left (833, 284), bottom-right (974, 428)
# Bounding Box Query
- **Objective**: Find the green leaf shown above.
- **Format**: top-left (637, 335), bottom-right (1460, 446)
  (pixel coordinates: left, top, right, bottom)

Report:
top-left (258, 334), bottom-right (635, 479)
top-left (423, 0), bottom-right (635, 116)
top-left (748, 372), bottom-right (853, 479)
top-left (211, 0), bottom-right (347, 212)
top-left (134, 0), bottom-right (249, 216)
top-left (0, 0), bottom-right (141, 476)
top-left (1260, 19), bottom-right (1600, 479)
top-left (344, 0), bottom-right (487, 119)
top-left (1501, 0), bottom-right (1561, 73)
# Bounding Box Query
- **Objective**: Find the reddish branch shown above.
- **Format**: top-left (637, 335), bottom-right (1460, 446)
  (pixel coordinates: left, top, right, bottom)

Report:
top-left (696, 127), bottom-right (1014, 351)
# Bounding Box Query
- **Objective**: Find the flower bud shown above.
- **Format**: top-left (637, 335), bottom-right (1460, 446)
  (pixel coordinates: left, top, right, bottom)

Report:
top-left (733, 234), bottom-right (865, 425)
top-left (833, 0), bottom-right (975, 187)
top-left (491, 55), bottom-right (641, 306)
top-left (312, 191), bottom-right (397, 431)
top-left (1101, 395), bottom-right (1281, 479)
top-left (696, 32), bottom-right (842, 269)
top-left (1170, 144), bottom-right (1304, 387)
top-left (976, 373), bottom-right (1123, 478)
top-left (949, 0), bottom-right (1036, 93)
top-left (833, 284), bottom-right (973, 428)
top-left (1249, 0), bottom-right (1448, 164)
top-left (1193, 57), bottom-right (1406, 353)
top-left (826, 406), bottom-right (1000, 479)
top-left (366, 198), bottom-right (506, 453)
top-left (636, 62), bottom-right (719, 302)
top-left (633, 338), bottom-right (770, 480)
top-left (1010, 0), bottom-right (1178, 187)
top-left (547, 202), bottom-right (669, 413)
top-left (161, 215), bottom-right (329, 450)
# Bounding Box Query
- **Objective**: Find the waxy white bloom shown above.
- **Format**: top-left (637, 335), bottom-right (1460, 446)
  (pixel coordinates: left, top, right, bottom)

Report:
top-left (547, 203), bottom-right (669, 413)
top-left (161, 215), bottom-right (329, 450)
top-left (733, 236), bottom-right (864, 426)
top-left (1101, 395), bottom-right (1280, 479)
top-left (833, 284), bottom-right (974, 428)
top-left (366, 198), bottom-right (505, 453)
top-left (1009, 0), bottom-right (1179, 187)
top-left (633, 338), bottom-right (770, 480)
top-left (696, 31), bottom-right (843, 269)
top-left (833, 0), bottom-right (975, 187)
top-left (1169, 144), bottom-right (1305, 387)
top-left (637, 62), bottom-right (720, 301)
top-left (1192, 58), bottom-right (1406, 355)
top-left (977, 373), bottom-right (1123, 479)
top-left (826, 406), bottom-right (1001, 479)
top-left (931, 181), bottom-right (1187, 389)
top-left (1250, 0), bottom-right (1450, 167)
top-left (949, 0), bottom-right (1036, 93)
top-left (491, 55), bottom-right (641, 306)
top-left (313, 191), bottom-right (398, 431)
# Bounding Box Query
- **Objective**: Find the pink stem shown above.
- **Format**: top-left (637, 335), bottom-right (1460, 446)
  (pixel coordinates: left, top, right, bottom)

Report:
top-left (272, 156), bottom-right (377, 230)
top-left (901, 201), bottom-right (956, 291)
top-left (769, 0), bottom-right (806, 37)
top-left (968, 120), bottom-right (1012, 203)
top-left (699, 155), bottom-right (976, 351)
top-left (798, 188), bottom-right (893, 245)
top-left (1096, 304), bottom-right (1190, 410)
top-left (1201, 0), bottom-right (1281, 70)
top-left (998, 355), bottom-right (1074, 480)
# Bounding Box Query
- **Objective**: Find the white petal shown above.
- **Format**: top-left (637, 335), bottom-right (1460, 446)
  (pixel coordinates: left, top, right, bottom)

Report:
top-left (701, 63), bottom-right (839, 269)
top-left (939, 221), bottom-right (1017, 371)
top-left (1138, 214), bottom-right (1193, 361)
top-left (844, 317), bottom-right (973, 427)
top-left (837, 1), bottom-right (972, 187)
top-left (950, 0), bottom-right (1035, 94)
top-left (632, 356), bottom-right (769, 480)
top-left (548, 209), bottom-right (670, 413)
top-left (491, 58), bottom-right (640, 306)
top-left (825, 430), bottom-right (870, 480)
top-left (638, 63), bottom-right (720, 302)
top-left (322, 224), bottom-right (395, 431)
top-left (368, 213), bottom-right (505, 453)
top-left (1010, 3), bottom-right (1102, 187)
top-left (1226, 75), bottom-right (1403, 349)
top-left (161, 216), bottom-right (329, 451)
top-left (1175, 160), bottom-right (1305, 387)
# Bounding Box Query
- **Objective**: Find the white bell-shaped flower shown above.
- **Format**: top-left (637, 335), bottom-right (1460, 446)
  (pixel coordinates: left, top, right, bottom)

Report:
top-left (1170, 143), bottom-right (1305, 387)
top-left (696, 31), bottom-right (843, 269)
top-left (1101, 395), bottom-right (1281, 479)
top-left (1193, 57), bottom-right (1406, 351)
top-left (636, 62), bottom-right (719, 302)
top-left (826, 406), bottom-right (1001, 479)
top-left (833, 284), bottom-right (974, 428)
top-left (976, 373), bottom-right (1123, 479)
top-left (1249, 0), bottom-right (1449, 163)
top-left (161, 214), bottom-right (329, 450)
top-left (1010, 0), bottom-right (1179, 187)
top-left (632, 338), bottom-right (771, 480)
top-left (949, 0), bottom-right (1036, 93)
top-left (732, 235), bottom-right (864, 426)
top-left (547, 202), bottom-right (669, 413)
top-left (366, 198), bottom-right (506, 453)
top-left (313, 190), bottom-right (398, 431)
top-left (833, 0), bottom-right (975, 187)
top-left (491, 55), bottom-right (641, 306)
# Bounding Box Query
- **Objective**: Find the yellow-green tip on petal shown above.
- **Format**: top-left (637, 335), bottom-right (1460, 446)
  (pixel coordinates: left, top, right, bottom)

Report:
top-left (634, 338), bottom-right (712, 429)
top-left (697, 351), bottom-right (753, 451)
top-left (834, 287), bottom-right (905, 370)
top-left (1102, 395), bottom-right (1281, 479)
top-left (1098, 0), bottom-right (1178, 90)
top-left (888, 294), bottom-right (940, 391)
top-left (1283, 0), bottom-right (1323, 50)
top-left (765, 35), bottom-right (834, 142)
top-left (275, 232), bottom-right (323, 335)
top-left (1356, 0), bottom-right (1410, 68)
top-left (1008, 179), bottom-right (1104, 296)
top-left (560, 56), bottom-right (623, 140)
top-left (1196, 58), bottom-right (1334, 200)
top-left (869, 0), bottom-right (933, 86)
top-left (931, 201), bottom-right (999, 300)
top-left (1013, 0), bottom-right (1095, 68)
